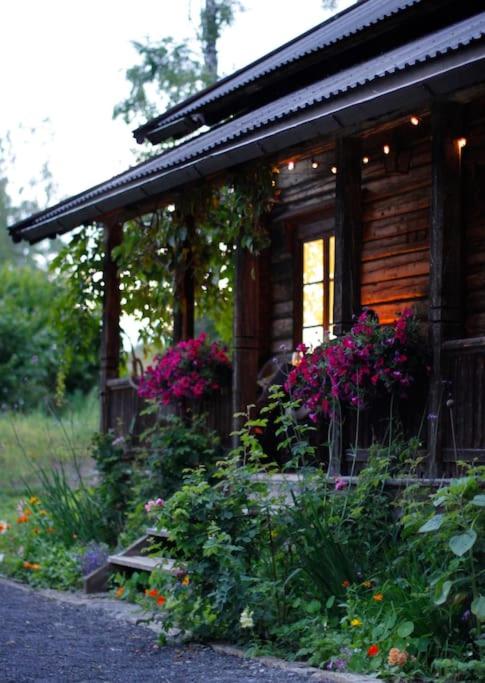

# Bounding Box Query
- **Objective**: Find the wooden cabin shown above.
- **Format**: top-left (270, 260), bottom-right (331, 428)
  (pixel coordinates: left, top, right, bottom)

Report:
top-left (9, 0), bottom-right (485, 476)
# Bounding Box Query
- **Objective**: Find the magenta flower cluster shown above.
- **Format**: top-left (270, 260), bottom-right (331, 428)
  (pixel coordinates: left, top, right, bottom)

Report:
top-left (285, 309), bottom-right (422, 420)
top-left (138, 333), bottom-right (231, 406)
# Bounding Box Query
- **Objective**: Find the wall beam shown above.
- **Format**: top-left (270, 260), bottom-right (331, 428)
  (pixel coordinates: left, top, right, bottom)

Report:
top-left (427, 101), bottom-right (464, 475)
top-left (333, 136), bottom-right (362, 336)
top-left (100, 221), bottom-right (123, 433)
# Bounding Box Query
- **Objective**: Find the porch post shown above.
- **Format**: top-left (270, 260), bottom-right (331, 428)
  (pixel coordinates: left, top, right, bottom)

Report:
top-left (232, 245), bottom-right (263, 440)
top-left (427, 101), bottom-right (464, 476)
top-left (333, 136), bottom-right (362, 336)
top-left (332, 137), bottom-right (362, 473)
top-left (173, 214), bottom-right (195, 343)
top-left (100, 221), bottom-right (123, 433)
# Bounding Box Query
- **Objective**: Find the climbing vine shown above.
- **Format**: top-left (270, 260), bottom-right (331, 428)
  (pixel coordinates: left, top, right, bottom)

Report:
top-left (49, 162), bottom-right (276, 357)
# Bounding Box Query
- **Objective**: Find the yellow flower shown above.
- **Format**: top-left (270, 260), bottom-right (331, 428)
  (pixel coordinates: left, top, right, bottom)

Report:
top-left (181, 575), bottom-right (190, 587)
top-left (372, 593), bottom-right (384, 602)
top-left (350, 618), bottom-right (362, 627)
top-left (29, 496), bottom-right (40, 506)
top-left (362, 580), bottom-right (372, 588)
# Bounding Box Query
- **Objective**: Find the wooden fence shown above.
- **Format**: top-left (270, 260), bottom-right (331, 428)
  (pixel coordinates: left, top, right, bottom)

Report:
top-left (105, 375), bottom-right (233, 447)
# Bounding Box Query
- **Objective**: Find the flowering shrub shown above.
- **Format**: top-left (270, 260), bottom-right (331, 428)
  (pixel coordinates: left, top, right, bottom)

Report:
top-left (285, 309), bottom-right (423, 419)
top-left (138, 333), bottom-right (231, 405)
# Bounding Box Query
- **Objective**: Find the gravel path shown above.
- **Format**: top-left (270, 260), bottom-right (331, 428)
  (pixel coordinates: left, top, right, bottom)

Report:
top-left (0, 580), bottom-right (321, 683)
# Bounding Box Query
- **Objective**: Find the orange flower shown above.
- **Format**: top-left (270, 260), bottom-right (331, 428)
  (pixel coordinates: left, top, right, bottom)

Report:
top-left (0, 520), bottom-right (9, 534)
top-left (23, 561), bottom-right (40, 571)
top-left (342, 580), bottom-right (350, 588)
top-left (367, 644), bottom-right (379, 657)
top-left (147, 588), bottom-right (159, 598)
top-left (17, 515), bottom-right (29, 524)
top-left (372, 593), bottom-right (384, 602)
top-left (115, 586), bottom-right (125, 599)
top-left (181, 575), bottom-right (190, 587)
top-left (156, 595), bottom-right (166, 607)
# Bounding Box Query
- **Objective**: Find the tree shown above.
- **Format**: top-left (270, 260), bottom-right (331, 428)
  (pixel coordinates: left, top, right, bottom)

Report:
top-left (113, 0), bottom-right (242, 126)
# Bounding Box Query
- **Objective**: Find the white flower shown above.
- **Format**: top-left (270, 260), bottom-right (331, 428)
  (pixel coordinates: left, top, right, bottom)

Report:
top-left (240, 608), bottom-right (254, 629)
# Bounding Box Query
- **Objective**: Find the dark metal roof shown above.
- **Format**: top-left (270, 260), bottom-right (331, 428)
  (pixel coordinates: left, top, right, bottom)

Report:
top-left (10, 12), bottom-right (485, 243)
top-left (134, 0), bottom-right (423, 142)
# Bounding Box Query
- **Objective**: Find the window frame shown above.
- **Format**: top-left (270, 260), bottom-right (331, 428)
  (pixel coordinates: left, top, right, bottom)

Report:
top-left (292, 214), bottom-right (335, 349)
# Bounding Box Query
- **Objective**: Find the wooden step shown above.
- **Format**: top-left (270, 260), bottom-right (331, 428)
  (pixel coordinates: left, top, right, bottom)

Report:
top-left (84, 528), bottom-right (176, 593)
top-left (146, 527), bottom-right (169, 538)
top-left (108, 553), bottom-right (178, 574)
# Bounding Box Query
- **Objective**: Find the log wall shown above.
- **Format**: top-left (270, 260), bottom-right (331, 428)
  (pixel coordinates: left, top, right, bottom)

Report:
top-left (360, 124), bottom-right (432, 324)
top-left (268, 121), bottom-right (433, 354)
top-left (464, 96), bottom-right (485, 337)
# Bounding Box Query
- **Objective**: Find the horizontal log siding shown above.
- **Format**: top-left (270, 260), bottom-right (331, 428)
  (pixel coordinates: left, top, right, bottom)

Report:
top-left (464, 97), bottom-right (485, 337)
top-left (360, 129), bottom-right (432, 323)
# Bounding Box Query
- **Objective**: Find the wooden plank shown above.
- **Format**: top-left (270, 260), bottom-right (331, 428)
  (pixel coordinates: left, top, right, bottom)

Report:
top-left (361, 275), bottom-right (429, 305)
top-left (232, 245), bottom-right (266, 438)
top-left (334, 136), bottom-right (362, 336)
top-left (100, 221), bottom-right (123, 433)
top-left (427, 101), bottom-right (464, 477)
top-left (173, 214), bottom-right (195, 343)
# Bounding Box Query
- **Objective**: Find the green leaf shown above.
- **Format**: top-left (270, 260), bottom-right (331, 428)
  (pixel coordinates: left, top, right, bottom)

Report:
top-left (449, 529), bottom-right (477, 556)
top-left (433, 495), bottom-right (447, 507)
top-left (418, 514), bottom-right (444, 533)
top-left (433, 580), bottom-right (453, 605)
top-left (471, 595), bottom-right (485, 620)
top-left (397, 621), bottom-right (414, 638)
top-left (471, 494), bottom-right (485, 507)
top-left (326, 595), bottom-right (335, 609)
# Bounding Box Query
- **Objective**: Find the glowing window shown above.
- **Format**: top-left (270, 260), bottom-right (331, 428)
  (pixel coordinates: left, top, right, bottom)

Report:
top-left (302, 234), bottom-right (335, 347)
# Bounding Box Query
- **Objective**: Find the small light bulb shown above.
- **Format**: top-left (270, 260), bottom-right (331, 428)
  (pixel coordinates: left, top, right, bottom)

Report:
top-left (410, 116), bottom-right (420, 126)
top-left (330, 166), bottom-right (337, 175)
top-left (271, 180), bottom-right (276, 187)
top-left (362, 156), bottom-right (369, 164)
top-left (288, 161), bottom-right (295, 171)
top-left (311, 160), bottom-right (319, 169)
top-left (457, 137), bottom-right (467, 150)
top-left (383, 144), bottom-right (390, 155)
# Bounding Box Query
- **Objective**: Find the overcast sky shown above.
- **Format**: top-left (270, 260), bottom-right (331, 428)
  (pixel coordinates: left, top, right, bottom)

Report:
top-left (0, 0), bottom-right (355, 206)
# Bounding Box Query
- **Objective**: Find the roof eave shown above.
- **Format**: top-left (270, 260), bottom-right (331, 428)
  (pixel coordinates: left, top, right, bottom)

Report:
top-left (12, 48), bottom-right (485, 245)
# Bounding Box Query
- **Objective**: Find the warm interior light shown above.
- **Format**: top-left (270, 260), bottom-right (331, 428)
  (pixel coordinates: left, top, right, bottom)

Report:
top-left (383, 144), bottom-right (390, 155)
top-left (362, 156), bottom-right (369, 164)
top-left (271, 180), bottom-right (276, 187)
top-left (330, 165), bottom-right (337, 174)
top-left (288, 160), bottom-right (295, 171)
top-left (457, 137), bottom-right (467, 150)
top-left (311, 159), bottom-right (319, 169)
top-left (410, 116), bottom-right (420, 126)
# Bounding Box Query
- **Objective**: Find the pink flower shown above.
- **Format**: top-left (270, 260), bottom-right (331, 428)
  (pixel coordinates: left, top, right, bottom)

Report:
top-left (335, 478), bottom-right (348, 491)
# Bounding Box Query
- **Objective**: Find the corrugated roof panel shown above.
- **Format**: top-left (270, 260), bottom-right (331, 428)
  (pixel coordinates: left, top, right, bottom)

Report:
top-left (10, 12), bottom-right (485, 240)
top-left (135, 0), bottom-right (422, 136)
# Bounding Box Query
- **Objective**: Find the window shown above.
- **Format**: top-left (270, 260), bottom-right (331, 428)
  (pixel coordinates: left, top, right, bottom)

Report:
top-left (301, 233), bottom-right (335, 346)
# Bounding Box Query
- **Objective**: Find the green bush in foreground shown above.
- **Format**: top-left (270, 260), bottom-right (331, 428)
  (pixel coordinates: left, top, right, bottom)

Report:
top-left (138, 394), bottom-right (483, 681)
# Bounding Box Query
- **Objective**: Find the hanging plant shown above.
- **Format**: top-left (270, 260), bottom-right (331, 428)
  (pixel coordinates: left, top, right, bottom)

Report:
top-left (284, 309), bottom-right (425, 421)
top-left (138, 333), bottom-right (231, 405)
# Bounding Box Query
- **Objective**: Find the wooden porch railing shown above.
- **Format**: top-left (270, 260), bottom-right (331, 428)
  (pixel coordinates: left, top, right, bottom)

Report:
top-left (105, 375), bottom-right (233, 447)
